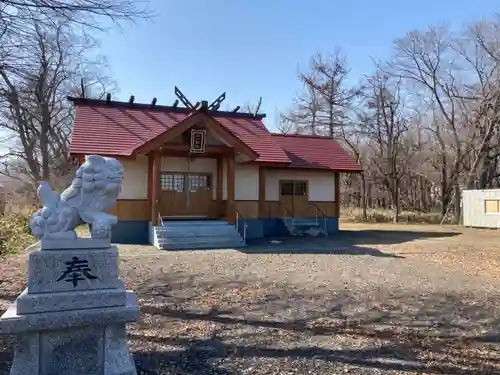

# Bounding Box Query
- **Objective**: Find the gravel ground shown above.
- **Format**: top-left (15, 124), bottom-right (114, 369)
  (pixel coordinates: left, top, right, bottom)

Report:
top-left (1, 223), bottom-right (500, 374)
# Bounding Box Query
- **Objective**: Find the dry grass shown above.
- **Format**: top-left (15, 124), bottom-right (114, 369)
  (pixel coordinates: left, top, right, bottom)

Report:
top-left (1, 223), bottom-right (500, 374)
top-left (341, 207), bottom-right (454, 224)
top-left (0, 213), bottom-right (35, 256)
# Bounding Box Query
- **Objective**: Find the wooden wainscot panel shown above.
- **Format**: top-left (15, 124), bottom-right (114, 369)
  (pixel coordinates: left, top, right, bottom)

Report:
top-left (108, 199), bottom-right (149, 221)
top-left (260, 201), bottom-right (337, 218)
top-left (308, 202), bottom-right (336, 217)
top-left (261, 201), bottom-right (281, 218)
top-left (294, 204), bottom-right (316, 218)
top-left (234, 201), bottom-right (259, 219)
top-left (209, 200), bottom-right (226, 219)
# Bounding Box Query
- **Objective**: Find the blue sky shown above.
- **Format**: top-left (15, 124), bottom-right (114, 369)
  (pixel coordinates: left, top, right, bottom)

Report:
top-left (99, 0), bottom-right (499, 130)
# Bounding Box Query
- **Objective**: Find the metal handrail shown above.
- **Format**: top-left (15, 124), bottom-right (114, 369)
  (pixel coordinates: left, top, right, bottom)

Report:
top-left (308, 203), bottom-right (328, 234)
top-left (280, 202), bottom-right (295, 226)
top-left (156, 213), bottom-right (164, 245)
top-left (230, 202), bottom-right (247, 244)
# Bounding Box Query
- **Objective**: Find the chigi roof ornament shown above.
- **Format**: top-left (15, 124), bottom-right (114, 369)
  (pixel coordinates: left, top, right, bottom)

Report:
top-left (174, 86), bottom-right (226, 113)
top-left (67, 85), bottom-right (267, 120)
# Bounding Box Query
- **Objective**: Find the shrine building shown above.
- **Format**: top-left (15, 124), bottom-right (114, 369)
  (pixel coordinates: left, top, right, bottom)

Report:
top-left (68, 88), bottom-right (362, 249)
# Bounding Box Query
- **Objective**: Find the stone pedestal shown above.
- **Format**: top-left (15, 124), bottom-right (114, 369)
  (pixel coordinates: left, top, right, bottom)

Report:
top-left (0, 239), bottom-right (140, 375)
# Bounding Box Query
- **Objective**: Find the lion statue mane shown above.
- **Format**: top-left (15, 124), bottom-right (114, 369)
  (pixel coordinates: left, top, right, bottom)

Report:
top-left (29, 155), bottom-right (124, 242)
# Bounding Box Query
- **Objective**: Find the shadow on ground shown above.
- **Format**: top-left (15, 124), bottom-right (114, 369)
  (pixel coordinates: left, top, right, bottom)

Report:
top-left (1, 272), bottom-right (499, 374)
top-left (239, 242), bottom-right (404, 257)
top-left (124, 273), bottom-right (500, 374)
top-left (239, 229), bottom-right (460, 256)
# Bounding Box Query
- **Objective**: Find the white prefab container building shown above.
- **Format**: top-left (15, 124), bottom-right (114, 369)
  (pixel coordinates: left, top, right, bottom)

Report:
top-left (462, 189), bottom-right (500, 229)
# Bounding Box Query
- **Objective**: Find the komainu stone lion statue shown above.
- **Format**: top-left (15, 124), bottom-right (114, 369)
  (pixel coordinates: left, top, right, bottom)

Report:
top-left (29, 155), bottom-right (124, 242)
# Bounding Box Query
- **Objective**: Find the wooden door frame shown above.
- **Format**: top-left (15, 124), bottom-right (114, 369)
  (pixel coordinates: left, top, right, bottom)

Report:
top-left (279, 180), bottom-right (309, 216)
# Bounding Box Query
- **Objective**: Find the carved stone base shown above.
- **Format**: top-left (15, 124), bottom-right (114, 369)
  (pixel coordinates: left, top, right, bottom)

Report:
top-left (16, 287), bottom-right (128, 315)
top-left (28, 246), bottom-right (122, 293)
top-left (8, 324), bottom-right (137, 375)
top-left (40, 237), bottom-right (111, 251)
top-left (0, 293), bottom-right (139, 375)
top-left (0, 243), bottom-right (140, 375)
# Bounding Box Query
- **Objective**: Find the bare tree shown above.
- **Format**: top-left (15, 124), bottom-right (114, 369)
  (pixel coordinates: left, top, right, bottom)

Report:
top-left (299, 50), bottom-right (359, 137)
top-left (0, 0), bottom-right (147, 199)
top-left (242, 97), bottom-right (263, 118)
top-left (0, 18), bottom-right (113, 190)
top-left (387, 26), bottom-right (468, 222)
top-left (274, 112), bottom-right (294, 134)
top-left (283, 83), bottom-right (321, 134)
top-left (359, 69), bottom-right (411, 221)
top-left (454, 19), bottom-right (500, 190)
top-left (0, 0), bottom-right (151, 37)
top-left (277, 13), bottom-right (500, 224)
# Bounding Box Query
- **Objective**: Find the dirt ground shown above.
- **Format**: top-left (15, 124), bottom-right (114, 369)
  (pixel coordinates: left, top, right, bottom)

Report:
top-left (1, 223), bottom-right (500, 374)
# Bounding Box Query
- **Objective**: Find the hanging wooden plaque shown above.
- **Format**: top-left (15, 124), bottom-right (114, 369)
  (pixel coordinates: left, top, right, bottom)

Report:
top-left (190, 129), bottom-right (206, 153)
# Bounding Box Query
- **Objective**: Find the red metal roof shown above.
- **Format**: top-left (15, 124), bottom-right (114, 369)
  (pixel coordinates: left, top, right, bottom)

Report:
top-left (70, 100), bottom-right (361, 172)
top-left (271, 134), bottom-right (363, 172)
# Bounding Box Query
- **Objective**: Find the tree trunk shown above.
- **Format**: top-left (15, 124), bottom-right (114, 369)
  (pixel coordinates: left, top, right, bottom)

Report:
top-left (419, 176), bottom-right (427, 212)
top-left (393, 184), bottom-right (400, 223)
top-left (453, 183), bottom-right (461, 224)
top-left (361, 173), bottom-right (367, 220)
top-left (440, 155), bottom-right (449, 220)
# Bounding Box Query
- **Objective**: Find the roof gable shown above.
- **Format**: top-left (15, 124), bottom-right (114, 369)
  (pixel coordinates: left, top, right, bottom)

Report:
top-left (133, 111), bottom-right (259, 159)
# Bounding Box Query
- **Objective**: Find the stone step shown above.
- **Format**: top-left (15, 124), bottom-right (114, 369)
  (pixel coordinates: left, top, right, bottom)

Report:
top-left (153, 220), bottom-right (244, 250)
top-left (157, 234), bottom-right (243, 244)
top-left (293, 221), bottom-right (320, 227)
top-left (156, 226), bottom-right (239, 237)
top-left (162, 220), bottom-right (228, 226)
top-left (157, 231), bottom-right (240, 239)
top-left (158, 240), bottom-right (245, 250)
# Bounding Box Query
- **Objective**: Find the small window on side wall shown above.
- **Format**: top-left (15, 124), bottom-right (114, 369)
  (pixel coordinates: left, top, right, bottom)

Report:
top-left (280, 181), bottom-right (294, 196)
top-left (294, 182), bottom-right (308, 196)
top-left (484, 199), bottom-right (500, 213)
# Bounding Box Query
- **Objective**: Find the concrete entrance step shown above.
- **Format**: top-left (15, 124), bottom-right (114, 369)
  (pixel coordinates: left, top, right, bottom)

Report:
top-left (153, 219), bottom-right (245, 250)
top-left (161, 215), bottom-right (209, 221)
top-left (157, 228), bottom-right (241, 237)
top-left (162, 220), bottom-right (229, 226)
top-left (157, 239), bottom-right (245, 250)
top-left (158, 234), bottom-right (243, 244)
top-left (293, 221), bottom-right (320, 227)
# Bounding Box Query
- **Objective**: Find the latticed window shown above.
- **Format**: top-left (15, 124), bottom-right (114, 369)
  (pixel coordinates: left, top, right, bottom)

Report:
top-left (280, 181), bottom-right (294, 196)
top-left (294, 182), bottom-right (307, 196)
top-left (188, 174), bottom-right (211, 191)
top-left (160, 174), bottom-right (184, 192)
